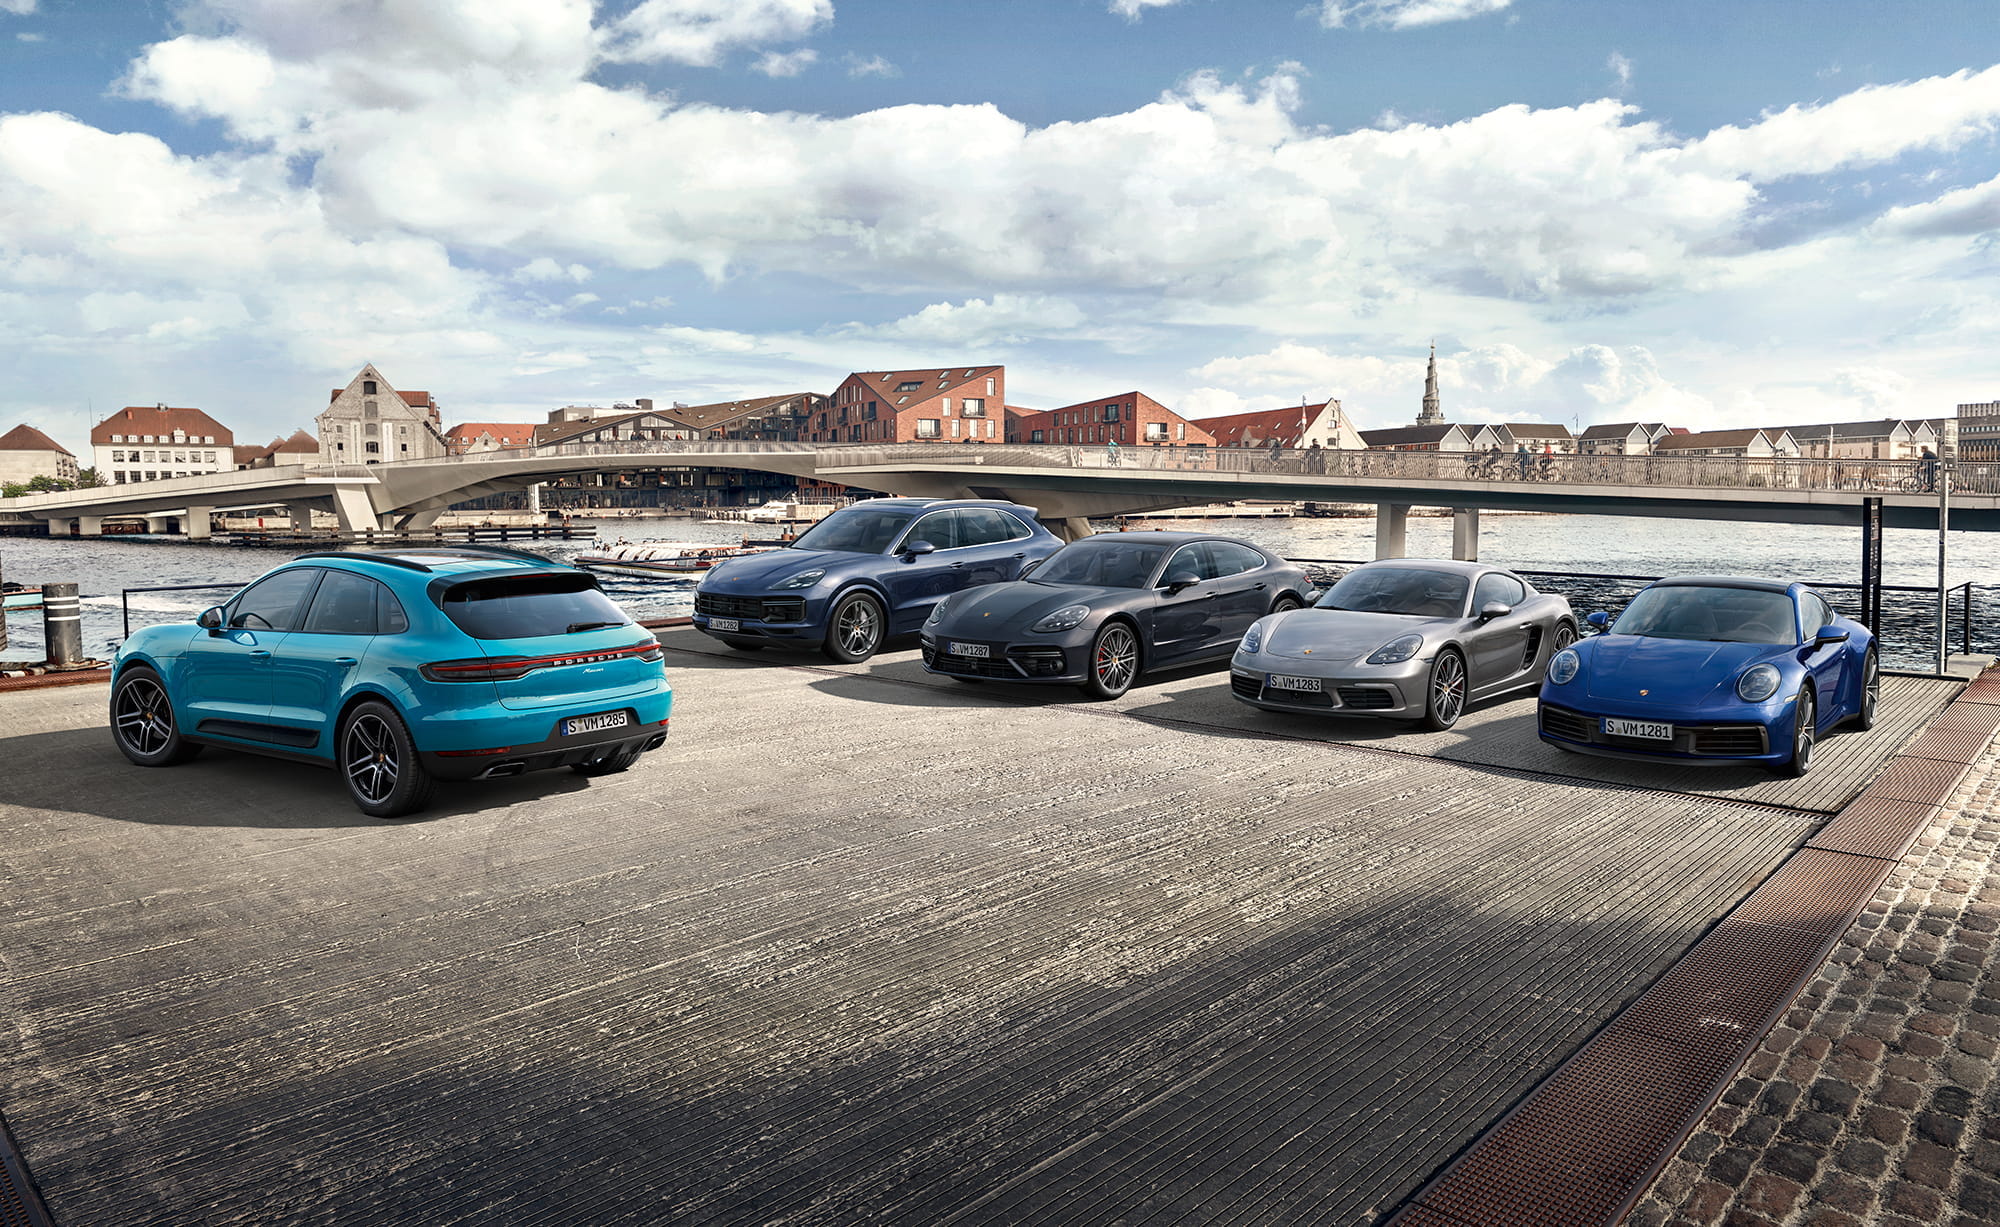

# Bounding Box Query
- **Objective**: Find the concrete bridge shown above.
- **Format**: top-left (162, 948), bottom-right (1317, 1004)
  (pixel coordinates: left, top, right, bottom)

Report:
top-left (2, 441), bottom-right (1996, 551)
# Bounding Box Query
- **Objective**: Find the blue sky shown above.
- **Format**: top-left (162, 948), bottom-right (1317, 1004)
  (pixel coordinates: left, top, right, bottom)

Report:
top-left (4, 0), bottom-right (2000, 458)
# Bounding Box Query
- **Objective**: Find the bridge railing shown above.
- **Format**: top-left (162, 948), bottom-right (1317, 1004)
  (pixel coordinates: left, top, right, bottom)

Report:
top-left (295, 440), bottom-right (1997, 498)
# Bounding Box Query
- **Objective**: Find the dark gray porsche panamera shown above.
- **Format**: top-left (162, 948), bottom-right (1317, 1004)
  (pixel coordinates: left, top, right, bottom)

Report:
top-left (918, 531), bottom-right (1314, 699)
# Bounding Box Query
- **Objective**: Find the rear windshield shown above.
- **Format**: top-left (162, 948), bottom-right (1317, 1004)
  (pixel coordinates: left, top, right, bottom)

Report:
top-left (439, 573), bottom-right (632, 640)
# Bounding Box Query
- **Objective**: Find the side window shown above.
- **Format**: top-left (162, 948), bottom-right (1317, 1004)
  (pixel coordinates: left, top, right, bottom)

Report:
top-left (379, 585), bottom-right (409, 634)
top-left (301, 571), bottom-right (385, 635)
top-left (1805, 592), bottom-right (1833, 638)
top-left (228, 568), bottom-right (322, 631)
top-left (1207, 542), bottom-right (1267, 577)
top-left (906, 511), bottom-right (961, 551)
top-left (958, 509), bottom-right (1025, 547)
top-left (1473, 572), bottom-right (1526, 610)
top-left (1165, 543), bottom-right (1220, 582)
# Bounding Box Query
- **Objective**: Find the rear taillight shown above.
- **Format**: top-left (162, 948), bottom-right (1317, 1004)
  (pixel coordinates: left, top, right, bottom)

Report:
top-left (422, 639), bottom-right (663, 683)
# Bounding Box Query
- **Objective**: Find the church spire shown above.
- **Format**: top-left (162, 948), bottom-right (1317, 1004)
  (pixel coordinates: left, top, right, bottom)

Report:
top-left (1416, 342), bottom-right (1443, 426)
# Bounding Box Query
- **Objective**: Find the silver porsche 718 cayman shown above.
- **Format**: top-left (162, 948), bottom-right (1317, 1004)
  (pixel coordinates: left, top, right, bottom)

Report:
top-left (1229, 558), bottom-right (1576, 730)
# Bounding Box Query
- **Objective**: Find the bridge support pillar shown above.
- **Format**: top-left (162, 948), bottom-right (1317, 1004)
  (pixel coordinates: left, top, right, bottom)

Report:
top-left (287, 501), bottom-right (316, 532)
top-left (328, 487), bottom-right (380, 534)
top-left (75, 515), bottom-right (103, 537)
top-left (146, 515), bottom-right (174, 534)
top-left (1374, 504), bottom-right (1409, 559)
top-left (397, 507), bottom-right (444, 531)
top-left (185, 506), bottom-right (214, 540)
top-left (528, 483), bottom-right (543, 515)
top-left (1451, 508), bottom-right (1479, 561)
top-left (1058, 516), bottom-right (1094, 542)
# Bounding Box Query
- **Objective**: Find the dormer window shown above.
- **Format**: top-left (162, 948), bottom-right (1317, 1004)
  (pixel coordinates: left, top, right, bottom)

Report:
top-left (895, 381), bottom-right (922, 393)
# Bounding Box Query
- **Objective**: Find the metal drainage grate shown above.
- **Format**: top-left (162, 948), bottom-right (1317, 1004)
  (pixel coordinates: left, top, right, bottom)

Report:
top-left (0, 1112), bottom-right (54, 1227)
top-left (1855, 755), bottom-right (1971, 807)
top-left (1730, 848), bottom-right (1898, 937)
top-left (1808, 796), bottom-right (1939, 861)
top-left (1898, 718), bottom-right (2000, 766)
top-left (1615, 917), bottom-right (1834, 1048)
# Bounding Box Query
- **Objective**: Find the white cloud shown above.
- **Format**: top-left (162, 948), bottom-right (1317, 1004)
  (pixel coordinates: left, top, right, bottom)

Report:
top-left (0, 0), bottom-right (38, 15)
top-left (1317, 1), bottom-right (1512, 30)
top-left (1109, 0), bottom-right (1180, 19)
top-left (1830, 366), bottom-right (1913, 413)
top-left (603, 0), bottom-right (831, 67)
top-left (17, 31), bottom-right (43, 41)
top-left (513, 258), bottom-right (593, 283)
top-left (850, 294), bottom-right (1088, 345)
top-left (845, 53), bottom-right (898, 78)
top-left (1608, 51), bottom-right (1633, 91)
top-left (754, 48), bottom-right (817, 77)
top-left (1875, 173), bottom-right (2000, 237)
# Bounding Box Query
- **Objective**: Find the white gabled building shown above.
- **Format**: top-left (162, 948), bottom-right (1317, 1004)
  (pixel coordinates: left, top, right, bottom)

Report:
top-left (316, 364), bottom-right (450, 464)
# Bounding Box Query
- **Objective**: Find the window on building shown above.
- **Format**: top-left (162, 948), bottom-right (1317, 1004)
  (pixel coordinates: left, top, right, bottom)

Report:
top-left (1031, 430), bottom-right (1045, 443)
top-left (114, 472), bottom-right (126, 483)
top-left (1103, 404), bottom-right (1120, 422)
top-left (336, 442), bottom-right (345, 452)
top-left (986, 420), bottom-right (995, 438)
top-left (915, 419), bottom-right (941, 439)
top-left (1177, 424), bottom-right (1186, 441)
top-left (861, 403), bottom-right (877, 421)
top-left (895, 381), bottom-right (922, 393)
top-left (962, 398), bottom-right (985, 417)
top-left (365, 441), bottom-right (380, 454)
top-left (1145, 423), bottom-right (1168, 442)
top-left (985, 378), bottom-right (995, 395)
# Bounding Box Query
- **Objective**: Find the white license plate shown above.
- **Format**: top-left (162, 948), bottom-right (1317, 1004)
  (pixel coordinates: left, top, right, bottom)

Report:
top-left (709, 617), bottom-right (740, 632)
top-left (1605, 717), bottom-right (1673, 741)
top-left (949, 642), bottom-right (990, 658)
top-left (1268, 674), bottom-right (1323, 692)
top-left (564, 710), bottom-right (629, 736)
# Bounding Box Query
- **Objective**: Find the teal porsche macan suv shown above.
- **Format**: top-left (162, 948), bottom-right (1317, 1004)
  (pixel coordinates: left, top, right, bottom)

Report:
top-left (109, 546), bottom-right (673, 818)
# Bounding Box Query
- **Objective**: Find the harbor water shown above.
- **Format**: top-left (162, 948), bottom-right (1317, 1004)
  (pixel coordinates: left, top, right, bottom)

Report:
top-left (0, 512), bottom-right (1991, 670)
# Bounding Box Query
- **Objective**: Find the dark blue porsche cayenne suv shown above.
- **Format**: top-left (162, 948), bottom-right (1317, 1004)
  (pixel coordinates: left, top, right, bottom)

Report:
top-left (691, 498), bottom-right (1063, 662)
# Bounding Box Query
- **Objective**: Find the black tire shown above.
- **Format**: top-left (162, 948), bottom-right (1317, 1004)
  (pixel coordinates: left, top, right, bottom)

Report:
top-left (110, 666), bottom-right (203, 766)
top-left (1547, 620), bottom-right (1578, 670)
top-left (823, 591), bottom-right (886, 663)
top-left (1419, 649), bottom-right (1468, 731)
top-left (338, 700), bottom-right (436, 819)
top-left (1773, 687), bottom-right (1816, 778)
top-left (1270, 594), bottom-right (1303, 615)
top-left (1855, 648), bottom-right (1879, 731)
top-left (1078, 621), bottom-right (1140, 701)
top-left (572, 744), bottom-right (643, 777)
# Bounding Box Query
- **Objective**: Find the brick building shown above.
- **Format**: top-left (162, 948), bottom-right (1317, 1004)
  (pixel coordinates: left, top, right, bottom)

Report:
top-left (235, 428), bottom-right (321, 469)
top-left (444, 422), bottom-right (539, 454)
top-left (0, 424), bottom-right (78, 485)
top-left (813, 367), bottom-right (1005, 444)
top-left (661, 393), bottom-right (827, 441)
top-left (91, 405), bottom-right (234, 484)
top-left (1012, 391), bottom-right (1217, 448)
top-left (317, 364), bottom-right (449, 464)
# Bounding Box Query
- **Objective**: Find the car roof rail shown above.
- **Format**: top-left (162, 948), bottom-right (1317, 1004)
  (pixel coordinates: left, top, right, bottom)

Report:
top-left (294, 550), bottom-right (437, 573)
top-left (413, 543), bottom-right (563, 566)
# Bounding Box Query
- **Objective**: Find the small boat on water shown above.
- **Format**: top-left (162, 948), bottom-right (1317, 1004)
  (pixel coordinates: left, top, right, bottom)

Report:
top-left (572, 541), bottom-right (775, 579)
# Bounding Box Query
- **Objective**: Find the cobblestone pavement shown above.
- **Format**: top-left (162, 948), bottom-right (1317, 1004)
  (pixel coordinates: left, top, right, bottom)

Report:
top-left (1635, 735), bottom-right (2000, 1227)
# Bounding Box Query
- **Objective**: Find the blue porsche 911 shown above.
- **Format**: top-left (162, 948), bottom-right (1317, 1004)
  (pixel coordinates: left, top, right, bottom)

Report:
top-left (1537, 575), bottom-right (1878, 776)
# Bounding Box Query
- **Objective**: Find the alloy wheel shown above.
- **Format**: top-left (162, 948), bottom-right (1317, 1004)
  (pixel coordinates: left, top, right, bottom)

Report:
top-left (1095, 625), bottom-right (1138, 693)
top-left (1552, 621), bottom-right (1577, 654)
top-left (1862, 653), bottom-right (1879, 725)
top-left (1430, 652), bottom-right (1466, 727)
top-left (115, 675), bottom-right (174, 756)
top-left (836, 599), bottom-right (881, 657)
top-left (1794, 691), bottom-right (1816, 773)
top-left (343, 712), bottom-right (400, 806)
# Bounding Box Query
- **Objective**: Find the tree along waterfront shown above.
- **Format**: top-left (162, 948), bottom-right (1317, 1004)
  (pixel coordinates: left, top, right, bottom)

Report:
top-left (0, 511), bottom-right (1990, 670)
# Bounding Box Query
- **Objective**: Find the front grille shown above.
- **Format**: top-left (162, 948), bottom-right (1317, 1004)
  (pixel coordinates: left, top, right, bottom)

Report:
top-left (1691, 725), bottom-right (1767, 756)
top-left (1230, 672), bottom-right (1262, 699)
top-left (1539, 705), bottom-right (1594, 741)
top-left (1337, 687), bottom-right (1396, 710)
top-left (922, 645), bottom-right (1020, 679)
top-left (1007, 647), bottom-right (1068, 677)
top-left (696, 593), bottom-right (805, 622)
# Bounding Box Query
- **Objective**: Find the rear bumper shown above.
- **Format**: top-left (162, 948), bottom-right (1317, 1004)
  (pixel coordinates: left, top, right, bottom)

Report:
top-left (421, 708), bottom-right (672, 780)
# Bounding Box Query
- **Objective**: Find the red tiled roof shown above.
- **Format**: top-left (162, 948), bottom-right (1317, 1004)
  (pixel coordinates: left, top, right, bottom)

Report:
top-left (844, 367), bottom-right (1001, 405)
top-left (1194, 403), bottom-right (1332, 448)
top-left (658, 394), bottom-right (813, 430)
top-left (445, 421), bottom-right (538, 447)
top-left (0, 424), bottom-right (72, 455)
top-left (89, 406), bottom-right (234, 446)
top-left (272, 428), bottom-right (318, 453)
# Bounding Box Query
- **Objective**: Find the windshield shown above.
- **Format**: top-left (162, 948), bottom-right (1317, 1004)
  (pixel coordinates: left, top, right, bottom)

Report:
top-left (1316, 567), bottom-right (1468, 618)
top-left (1031, 539), bottom-right (1169, 588)
top-left (1612, 585), bottom-right (1797, 645)
top-left (787, 505), bottom-right (914, 554)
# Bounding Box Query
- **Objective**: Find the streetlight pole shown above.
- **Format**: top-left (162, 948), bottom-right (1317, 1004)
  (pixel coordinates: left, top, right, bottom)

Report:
top-left (1937, 457), bottom-right (1952, 675)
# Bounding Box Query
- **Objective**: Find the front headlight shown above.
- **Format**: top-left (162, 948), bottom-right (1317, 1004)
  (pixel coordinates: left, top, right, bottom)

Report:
top-left (1240, 620), bottom-right (1265, 654)
top-left (1737, 663), bottom-right (1781, 702)
top-left (925, 598), bottom-right (950, 626)
top-left (775, 568), bottom-right (825, 590)
top-left (1548, 648), bottom-right (1580, 685)
top-left (1366, 633), bottom-right (1424, 665)
top-left (1031, 604), bottom-right (1090, 633)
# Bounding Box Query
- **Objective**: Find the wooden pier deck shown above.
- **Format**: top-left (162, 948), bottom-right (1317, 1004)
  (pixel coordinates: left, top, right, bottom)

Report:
top-left (0, 631), bottom-right (1977, 1225)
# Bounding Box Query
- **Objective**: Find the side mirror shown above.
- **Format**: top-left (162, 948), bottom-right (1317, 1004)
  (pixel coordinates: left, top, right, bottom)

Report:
top-left (1163, 571), bottom-right (1201, 593)
top-left (903, 539), bottom-right (936, 558)
top-left (1478, 601), bottom-right (1512, 622)
top-left (198, 606), bottom-right (225, 633)
top-left (1814, 625), bottom-right (1850, 645)
top-left (1586, 611), bottom-right (1610, 630)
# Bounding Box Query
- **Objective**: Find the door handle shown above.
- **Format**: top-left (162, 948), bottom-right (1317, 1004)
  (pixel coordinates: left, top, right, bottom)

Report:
top-left (334, 657), bottom-right (359, 668)
top-left (248, 649), bottom-right (271, 660)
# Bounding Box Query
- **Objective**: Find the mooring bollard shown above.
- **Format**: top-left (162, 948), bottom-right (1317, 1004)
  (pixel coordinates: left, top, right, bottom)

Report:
top-left (41, 581), bottom-right (81, 667)
top-left (0, 555), bottom-right (7, 654)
